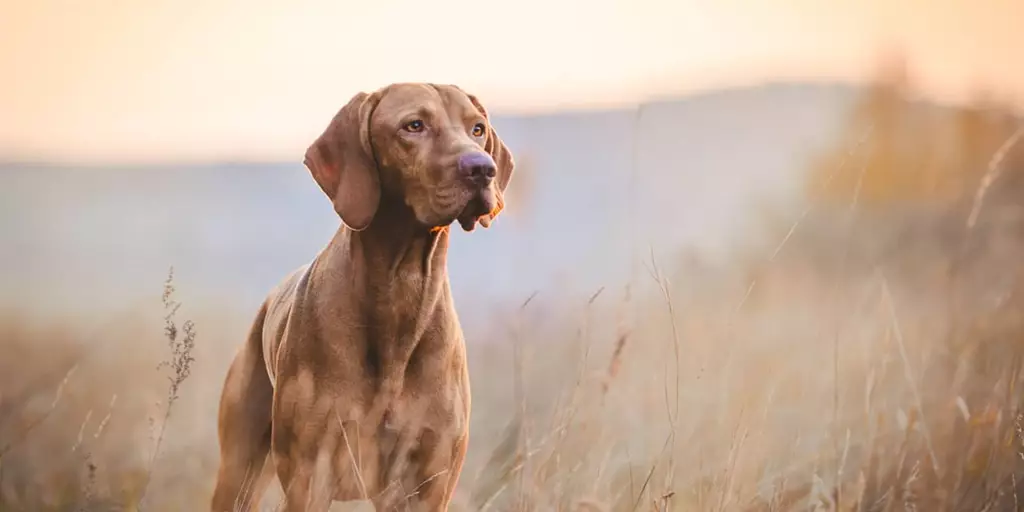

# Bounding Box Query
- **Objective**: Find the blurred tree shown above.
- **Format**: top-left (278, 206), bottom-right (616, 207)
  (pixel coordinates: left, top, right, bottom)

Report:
top-left (805, 55), bottom-right (1023, 209)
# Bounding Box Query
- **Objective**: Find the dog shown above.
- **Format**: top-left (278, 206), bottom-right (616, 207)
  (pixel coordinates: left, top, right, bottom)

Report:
top-left (210, 83), bottom-right (514, 512)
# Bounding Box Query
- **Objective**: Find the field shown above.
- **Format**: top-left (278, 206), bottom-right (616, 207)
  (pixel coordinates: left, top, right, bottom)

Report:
top-left (2, 78), bottom-right (1024, 511)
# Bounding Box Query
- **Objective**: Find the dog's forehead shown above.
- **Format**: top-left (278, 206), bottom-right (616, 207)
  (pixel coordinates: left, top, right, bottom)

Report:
top-left (377, 83), bottom-right (479, 118)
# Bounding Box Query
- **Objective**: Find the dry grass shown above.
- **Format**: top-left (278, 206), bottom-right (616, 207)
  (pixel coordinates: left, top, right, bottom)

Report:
top-left (4, 190), bottom-right (1023, 512)
top-left (3, 86), bottom-right (1024, 511)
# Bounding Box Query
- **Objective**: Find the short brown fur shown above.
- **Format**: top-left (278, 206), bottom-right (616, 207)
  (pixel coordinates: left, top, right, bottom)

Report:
top-left (210, 83), bottom-right (514, 512)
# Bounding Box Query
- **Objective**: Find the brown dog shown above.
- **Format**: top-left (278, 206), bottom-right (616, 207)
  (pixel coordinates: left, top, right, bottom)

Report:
top-left (210, 83), bottom-right (514, 512)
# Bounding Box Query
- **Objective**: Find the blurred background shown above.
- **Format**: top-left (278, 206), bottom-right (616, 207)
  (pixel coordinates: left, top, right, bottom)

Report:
top-left (2, 1), bottom-right (1024, 510)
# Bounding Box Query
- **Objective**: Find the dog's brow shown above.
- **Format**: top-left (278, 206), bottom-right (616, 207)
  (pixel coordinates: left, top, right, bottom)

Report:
top-left (461, 111), bottom-right (486, 125)
top-left (439, 101), bottom-right (482, 127)
top-left (395, 106), bottom-right (438, 123)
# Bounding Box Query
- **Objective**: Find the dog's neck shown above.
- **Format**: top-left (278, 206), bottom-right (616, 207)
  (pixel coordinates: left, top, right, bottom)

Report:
top-left (306, 203), bottom-right (457, 394)
top-left (347, 218), bottom-right (450, 287)
top-left (311, 202), bottom-right (454, 335)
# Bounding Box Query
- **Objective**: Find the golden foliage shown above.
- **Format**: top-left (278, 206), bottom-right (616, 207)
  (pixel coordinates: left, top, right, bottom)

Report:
top-left (807, 60), bottom-right (1022, 208)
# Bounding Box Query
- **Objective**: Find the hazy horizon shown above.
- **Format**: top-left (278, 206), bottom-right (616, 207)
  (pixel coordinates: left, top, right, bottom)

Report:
top-left (0, 80), bottom-right (852, 167)
top-left (1, 82), bottom-right (862, 326)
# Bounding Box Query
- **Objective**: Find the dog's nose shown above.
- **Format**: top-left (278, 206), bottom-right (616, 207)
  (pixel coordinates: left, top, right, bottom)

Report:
top-left (457, 152), bottom-right (496, 185)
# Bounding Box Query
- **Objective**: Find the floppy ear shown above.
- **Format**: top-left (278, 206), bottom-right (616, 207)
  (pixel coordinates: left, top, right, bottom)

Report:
top-left (463, 90), bottom-right (515, 227)
top-left (303, 91), bottom-right (383, 231)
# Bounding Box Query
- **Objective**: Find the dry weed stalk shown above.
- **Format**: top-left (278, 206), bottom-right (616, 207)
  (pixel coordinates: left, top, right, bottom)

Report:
top-left (136, 266), bottom-right (197, 508)
top-left (965, 125), bottom-right (1024, 231)
top-left (0, 363), bottom-right (78, 461)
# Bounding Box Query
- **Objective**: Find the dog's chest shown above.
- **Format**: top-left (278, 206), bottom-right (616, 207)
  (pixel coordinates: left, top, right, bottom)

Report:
top-left (374, 382), bottom-right (470, 470)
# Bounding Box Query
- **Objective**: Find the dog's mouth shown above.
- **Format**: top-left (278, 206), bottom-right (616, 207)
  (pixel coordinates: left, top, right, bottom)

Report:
top-left (455, 186), bottom-right (498, 232)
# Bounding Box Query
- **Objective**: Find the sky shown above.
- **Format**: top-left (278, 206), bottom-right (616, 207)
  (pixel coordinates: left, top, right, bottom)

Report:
top-left (2, 0), bottom-right (1023, 163)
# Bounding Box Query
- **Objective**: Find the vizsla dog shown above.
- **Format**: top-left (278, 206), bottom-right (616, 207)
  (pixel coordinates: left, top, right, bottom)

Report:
top-left (210, 83), bottom-right (514, 512)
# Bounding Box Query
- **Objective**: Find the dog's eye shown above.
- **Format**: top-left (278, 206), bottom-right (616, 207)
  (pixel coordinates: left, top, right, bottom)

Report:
top-left (471, 123), bottom-right (486, 138)
top-left (403, 120), bottom-right (425, 133)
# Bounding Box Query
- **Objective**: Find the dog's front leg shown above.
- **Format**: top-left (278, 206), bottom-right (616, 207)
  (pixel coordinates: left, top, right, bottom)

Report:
top-left (272, 380), bottom-right (341, 512)
top-left (393, 429), bottom-right (468, 512)
top-left (274, 421), bottom-right (339, 512)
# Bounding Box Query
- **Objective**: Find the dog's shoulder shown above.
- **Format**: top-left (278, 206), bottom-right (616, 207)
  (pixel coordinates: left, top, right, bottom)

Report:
top-left (261, 260), bottom-right (316, 384)
top-left (265, 262), bottom-right (313, 324)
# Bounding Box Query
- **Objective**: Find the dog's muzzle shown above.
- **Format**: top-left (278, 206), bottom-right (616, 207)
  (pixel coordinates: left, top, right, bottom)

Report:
top-left (455, 151), bottom-right (498, 231)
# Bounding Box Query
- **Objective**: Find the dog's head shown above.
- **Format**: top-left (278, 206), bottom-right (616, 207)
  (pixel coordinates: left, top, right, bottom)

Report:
top-left (304, 83), bottom-right (515, 232)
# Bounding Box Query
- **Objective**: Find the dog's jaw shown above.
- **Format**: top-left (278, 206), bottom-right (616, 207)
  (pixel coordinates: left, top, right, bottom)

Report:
top-left (455, 186), bottom-right (498, 232)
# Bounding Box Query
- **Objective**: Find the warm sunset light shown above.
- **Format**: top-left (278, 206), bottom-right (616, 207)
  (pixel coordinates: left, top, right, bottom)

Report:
top-left (6, 3), bottom-right (1024, 511)
top-left (2, 0), bottom-right (1022, 163)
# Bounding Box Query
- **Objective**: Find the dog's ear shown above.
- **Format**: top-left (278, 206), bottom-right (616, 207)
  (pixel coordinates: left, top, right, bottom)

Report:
top-left (304, 91), bottom-right (383, 231)
top-left (462, 90), bottom-right (515, 228)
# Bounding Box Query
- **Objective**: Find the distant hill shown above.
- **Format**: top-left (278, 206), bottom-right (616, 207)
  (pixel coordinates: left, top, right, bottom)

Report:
top-left (0, 82), bottom-right (884, 323)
